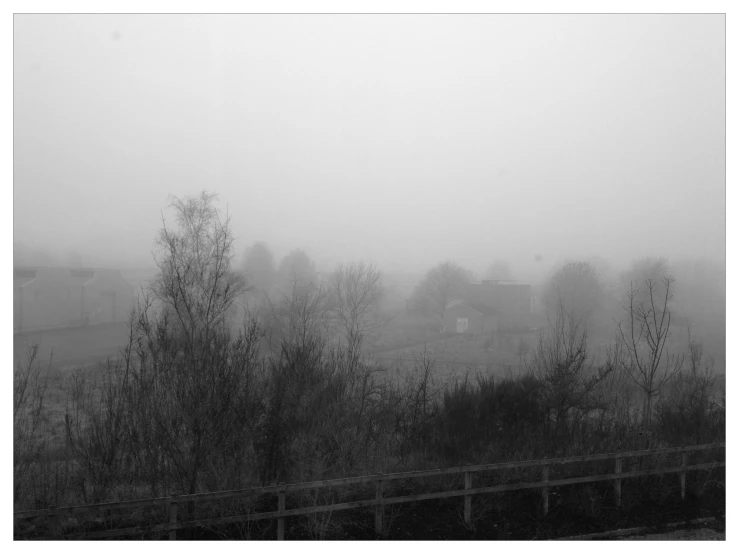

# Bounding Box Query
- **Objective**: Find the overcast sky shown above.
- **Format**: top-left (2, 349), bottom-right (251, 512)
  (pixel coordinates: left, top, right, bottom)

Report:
top-left (13, 14), bottom-right (725, 278)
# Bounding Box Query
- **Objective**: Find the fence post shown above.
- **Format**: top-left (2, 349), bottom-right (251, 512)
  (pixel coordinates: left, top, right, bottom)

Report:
top-left (47, 509), bottom-right (59, 538)
top-left (375, 474), bottom-right (384, 537)
top-left (167, 499), bottom-right (178, 541)
top-left (680, 451), bottom-right (688, 500)
top-left (614, 456), bottom-right (622, 508)
top-left (464, 471), bottom-right (473, 528)
top-left (277, 485), bottom-right (286, 540)
top-left (541, 463), bottom-right (549, 516)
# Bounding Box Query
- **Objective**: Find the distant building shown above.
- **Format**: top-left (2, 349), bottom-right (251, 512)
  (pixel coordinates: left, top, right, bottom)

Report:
top-left (464, 280), bottom-right (531, 331)
top-left (14, 267), bottom-right (135, 333)
top-left (443, 301), bottom-right (498, 334)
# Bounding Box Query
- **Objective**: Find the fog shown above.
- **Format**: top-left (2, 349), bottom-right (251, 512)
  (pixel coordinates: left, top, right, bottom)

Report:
top-left (14, 14), bottom-right (724, 282)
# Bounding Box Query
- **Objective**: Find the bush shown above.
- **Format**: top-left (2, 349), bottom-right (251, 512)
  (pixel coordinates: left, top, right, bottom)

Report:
top-left (654, 338), bottom-right (725, 445)
top-left (432, 372), bottom-right (545, 462)
top-left (14, 345), bottom-right (54, 508)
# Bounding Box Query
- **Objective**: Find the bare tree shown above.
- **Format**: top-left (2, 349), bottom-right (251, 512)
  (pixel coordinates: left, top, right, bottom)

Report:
top-left (542, 261), bottom-right (602, 324)
top-left (152, 191), bottom-right (248, 342)
top-left (241, 241), bottom-right (277, 297)
top-left (327, 261), bottom-right (389, 362)
top-left (620, 256), bottom-right (673, 306)
top-left (65, 358), bottom-right (134, 503)
top-left (617, 277), bottom-right (684, 434)
top-left (14, 345), bottom-right (51, 504)
top-left (276, 249), bottom-right (318, 293)
top-left (119, 192), bottom-right (263, 503)
top-left (654, 327), bottom-right (718, 444)
top-left (257, 275), bottom-right (390, 483)
top-left (531, 303), bottom-right (616, 444)
top-left (264, 277), bottom-right (330, 352)
top-left (129, 303), bottom-right (263, 499)
top-left (411, 261), bottom-right (473, 332)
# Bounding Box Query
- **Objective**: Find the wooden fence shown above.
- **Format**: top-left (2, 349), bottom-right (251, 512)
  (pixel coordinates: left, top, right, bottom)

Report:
top-left (14, 442), bottom-right (725, 540)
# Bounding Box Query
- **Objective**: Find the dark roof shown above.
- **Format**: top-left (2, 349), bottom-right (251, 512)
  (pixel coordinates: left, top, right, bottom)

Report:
top-left (445, 302), bottom-right (498, 316)
top-left (467, 303), bottom-right (498, 316)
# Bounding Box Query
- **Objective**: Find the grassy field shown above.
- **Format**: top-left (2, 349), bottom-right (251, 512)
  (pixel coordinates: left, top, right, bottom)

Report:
top-left (367, 310), bottom-right (630, 382)
top-left (14, 314), bottom-right (725, 384)
top-left (14, 322), bottom-right (130, 370)
top-left (13, 323), bottom-right (132, 450)
top-left (371, 331), bottom-right (531, 381)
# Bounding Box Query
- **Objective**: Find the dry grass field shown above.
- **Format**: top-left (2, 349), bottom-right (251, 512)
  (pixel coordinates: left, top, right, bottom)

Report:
top-left (14, 322), bottom-right (130, 369)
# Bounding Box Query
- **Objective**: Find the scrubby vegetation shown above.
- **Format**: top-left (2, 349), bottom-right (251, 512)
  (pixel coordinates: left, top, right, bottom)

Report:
top-left (13, 193), bottom-right (725, 539)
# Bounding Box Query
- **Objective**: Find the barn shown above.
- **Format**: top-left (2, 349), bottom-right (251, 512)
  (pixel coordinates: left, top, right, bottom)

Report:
top-left (14, 267), bottom-right (135, 333)
top-left (442, 301), bottom-right (498, 334)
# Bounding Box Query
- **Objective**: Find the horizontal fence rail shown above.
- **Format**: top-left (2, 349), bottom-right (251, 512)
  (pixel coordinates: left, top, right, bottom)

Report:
top-left (14, 442), bottom-right (725, 540)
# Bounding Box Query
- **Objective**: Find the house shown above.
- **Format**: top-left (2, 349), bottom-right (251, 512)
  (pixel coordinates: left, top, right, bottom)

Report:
top-left (443, 301), bottom-right (498, 334)
top-left (464, 280), bottom-right (531, 331)
top-left (14, 266), bottom-right (135, 333)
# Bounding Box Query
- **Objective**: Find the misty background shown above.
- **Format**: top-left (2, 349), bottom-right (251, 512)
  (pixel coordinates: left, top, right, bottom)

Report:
top-left (14, 15), bottom-right (724, 278)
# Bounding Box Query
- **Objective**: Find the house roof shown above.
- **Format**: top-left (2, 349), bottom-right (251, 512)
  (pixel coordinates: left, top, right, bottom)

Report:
top-left (445, 302), bottom-right (498, 316)
top-left (466, 303), bottom-right (498, 316)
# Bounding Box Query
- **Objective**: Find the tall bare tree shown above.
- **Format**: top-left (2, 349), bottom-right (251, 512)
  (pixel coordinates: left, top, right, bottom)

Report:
top-left (617, 277), bottom-right (684, 434)
top-left (327, 261), bottom-right (388, 362)
top-left (122, 192), bottom-right (262, 501)
top-left (411, 261), bottom-right (473, 331)
top-left (152, 191), bottom-right (247, 342)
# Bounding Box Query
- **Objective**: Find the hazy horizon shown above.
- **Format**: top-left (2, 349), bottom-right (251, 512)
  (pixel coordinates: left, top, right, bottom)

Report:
top-left (14, 14), bottom-right (725, 282)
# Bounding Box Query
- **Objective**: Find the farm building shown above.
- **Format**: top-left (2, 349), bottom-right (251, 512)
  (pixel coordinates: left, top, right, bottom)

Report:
top-left (14, 267), bottom-right (135, 333)
top-left (442, 301), bottom-right (498, 334)
top-left (464, 280), bottom-right (531, 331)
